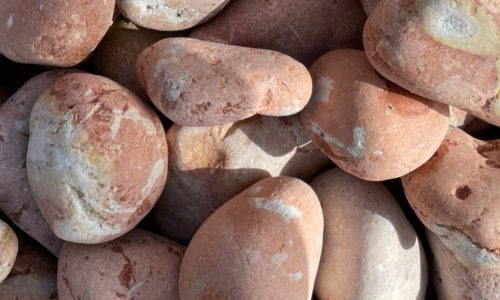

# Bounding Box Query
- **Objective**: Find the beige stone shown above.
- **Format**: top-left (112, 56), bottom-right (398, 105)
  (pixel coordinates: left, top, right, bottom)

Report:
top-left (179, 177), bottom-right (323, 299)
top-left (311, 168), bottom-right (428, 300)
top-left (58, 229), bottom-right (184, 300)
top-left (190, 0), bottom-right (366, 65)
top-left (0, 70), bottom-right (76, 256)
top-left (301, 49), bottom-right (449, 181)
top-left (117, 0), bottom-right (229, 31)
top-left (137, 37), bottom-right (312, 126)
top-left (152, 114), bottom-right (331, 243)
top-left (0, 237), bottom-right (58, 299)
top-left (0, 219), bottom-right (18, 283)
top-left (0, 0), bottom-right (114, 67)
top-left (402, 127), bottom-right (500, 269)
top-left (363, 0), bottom-right (500, 125)
top-left (427, 230), bottom-right (500, 300)
top-left (27, 73), bottom-right (168, 243)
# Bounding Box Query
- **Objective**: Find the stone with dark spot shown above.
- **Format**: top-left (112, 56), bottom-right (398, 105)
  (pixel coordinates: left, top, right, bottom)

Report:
top-left (58, 229), bottom-right (184, 300)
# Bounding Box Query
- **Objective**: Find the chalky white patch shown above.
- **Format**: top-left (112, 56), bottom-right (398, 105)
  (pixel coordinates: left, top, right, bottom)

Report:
top-left (6, 15), bottom-right (13, 30)
top-left (141, 159), bottom-right (165, 197)
top-left (271, 252), bottom-right (288, 266)
top-left (111, 107), bottom-right (157, 139)
top-left (313, 76), bottom-right (334, 103)
top-left (253, 198), bottom-right (302, 223)
top-left (163, 73), bottom-right (190, 101)
top-left (310, 122), bottom-right (366, 158)
top-left (288, 272), bottom-right (303, 281)
top-left (373, 149), bottom-right (383, 156)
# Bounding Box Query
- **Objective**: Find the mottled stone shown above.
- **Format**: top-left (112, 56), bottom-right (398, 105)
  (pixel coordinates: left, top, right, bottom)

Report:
top-left (58, 229), bottom-right (184, 300)
top-left (0, 219), bottom-right (18, 283)
top-left (152, 115), bottom-right (331, 243)
top-left (179, 177), bottom-right (323, 299)
top-left (0, 70), bottom-right (75, 256)
top-left (311, 168), bottom-right (428, 300)
top-left (402, 128), bottom-right (499, 269)
top-left (428, 230), bottom-right (500, 300)
top-left (0, 237), bottom-right (58, 300)
top-left (364, 0), bottom-right (500, 125)
top-left (0, 0), bottom-right (114, 67)
top-left (117, 0), bottom-right (229, 31)
top-left (190, 0), bottom-right (366, 65)
top-left (301, 49), bottom-right (449, 181)
top-left (27, 73), bottom-right (168, 243)
top-left (138, 38), bottom-right (312, 126)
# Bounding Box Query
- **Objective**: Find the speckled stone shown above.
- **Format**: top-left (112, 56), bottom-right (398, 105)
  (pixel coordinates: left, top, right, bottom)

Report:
top-left (0, 219), bottom-right (18, 283)
top-left (0, 0), bottom-right (114, 67)
top-left (179, 176), bottom-right (323, 299)
top-left (190, 0), bottom-right (366, 65)
top-left (311, 168), bottom-right (428, 300)
top-left (117, 0), bottom-right (229, 31)
top-left (152, 114), bottom-right (331, 243)
top-left (0, 237), bottom-right (58, 299)
top-left (301, 49), bottom-right (449, 181)
top-left (427, 230), bottom-right (500, 299)
top-left (402, 127), bottom-right (500, 270)
top-left (58, 229), bottom-right (184, 300)
top-left (363, 0), bottom-right (500, 126)
top-left (137, 38), bottom-right (312, 126)
top-left (0, 70), bottom-right (75, 256)
top-left (27, 73), bottom-right (168, 243)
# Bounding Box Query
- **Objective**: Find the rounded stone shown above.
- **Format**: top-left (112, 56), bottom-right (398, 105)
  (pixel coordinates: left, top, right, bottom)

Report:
top-left (0, 70), bottom-right (75, 256)
top-left (311, 168), bottom-right (428, 300)
top-left (58, 229), bottom-right (184, 300)
top-left (363, 0), bottom-right (500, 126)
top-left (179, 176), bottom-right (323, 299)
top-left (152, 114), bottom-right (331, 243)
top-left (137, 38), bottom-right (312, 126)
top-left (0, 0), bottom-right (114, 67)
top-left (116, 0), bottom-right (230, 31)
top-left (27, 73), bottom-right (168, 243)
top-left (301, 49), bottom-right (449, 181)
top-left (0, 219), bottom-right (18, 283)
top-left (190, 0), bottom-right (366, 65)
top-left (402, 127), bottom-right (500, 270)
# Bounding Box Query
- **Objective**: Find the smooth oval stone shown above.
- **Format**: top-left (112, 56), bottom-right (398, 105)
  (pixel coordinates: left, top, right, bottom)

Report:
top-left (311, 168), bottom-right (428, 300)
top-left (0, 0), bottom-right (114, 67)
top-left (117, 0), bottom-right (229, 31)
top-left (137, 38), bottom-right (312, 126)
top-left (190, 0), bottom-right (366, 65)
top-left (27, 73), bottom-right (168, 243)
top-left (0, 70), bottom-right (75, 256)
top-left (363, 0), bottom-right (500, 126)
top-left (301, 49), bottom-right (449, 181)
top-left (0, 219), bottom-right (18, 283)
top-left (402, 127), bottom-right (500, 270)
top-left (0, 236), bottom-right (58, 299)
top-left (427, 230), bottom-right (500, 299)
top-left (179, 176), bottom-right (323, 299)
top-left (58, 229), bottom-right (184, 300)
top-left (93, 19), bottom-right (171, 100)
top-left (152, 114), bottom-right (331, 243)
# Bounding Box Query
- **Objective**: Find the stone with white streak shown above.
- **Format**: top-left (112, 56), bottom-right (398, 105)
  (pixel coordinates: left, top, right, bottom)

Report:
top-left (179, 176), bottom-right (323, 299)
top-left (26, 73), bottom-right (168, 243)
top-left (301, 49), bottom-right (449, 181)
top-left (0, 219), bottom-right (18, 283)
